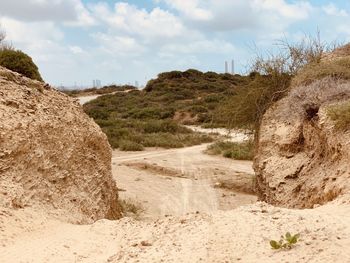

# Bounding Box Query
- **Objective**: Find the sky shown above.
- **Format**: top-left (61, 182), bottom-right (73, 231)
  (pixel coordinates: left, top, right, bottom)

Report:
top-left (0, 0), bottom-right (349, 87)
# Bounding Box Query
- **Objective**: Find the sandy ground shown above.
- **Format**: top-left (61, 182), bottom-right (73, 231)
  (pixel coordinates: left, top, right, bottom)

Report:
top-left (77, 90), bottom-right (134, 105)
top-left (185, 125), bottom-right (251, 142)
top-left (78, 94), bottom-right (102, 104)
top-left (113, 144), bottom-right (256, 219)
top-left (2, 198), bottom-right (350, 263)
top-left (1, 145), bottom-right (350, 262)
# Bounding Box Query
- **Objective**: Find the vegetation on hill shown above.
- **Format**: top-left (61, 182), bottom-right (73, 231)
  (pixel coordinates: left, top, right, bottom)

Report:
top-left (85, 69), bottom-right (248, 125)
top-left (95, 118), bottom-right (213, 151)
top-left (0, 49), bottom-right (43, 81)
top-left (61, 84), bottom-right (136, 97)
top-left (218, 35), bottom-right (338, 132)
top-left (83, 69), bottom-right (244, 150)
top-left (83, 36), bottom-right (345, 153)
top-left (292, 56), bottom-right (350, 87)
top-left (327, 100), bottom-right (350, 131)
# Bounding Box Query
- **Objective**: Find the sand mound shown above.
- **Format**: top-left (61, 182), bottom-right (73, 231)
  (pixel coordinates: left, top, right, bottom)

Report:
top-left (0, 67), bottom-right (120, 223)
top-left (254, 65), bottom-right (350, 208)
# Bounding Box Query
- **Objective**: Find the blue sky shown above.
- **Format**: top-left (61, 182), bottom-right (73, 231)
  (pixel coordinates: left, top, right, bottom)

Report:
top-left (0, 0), bottom-right (349, 87)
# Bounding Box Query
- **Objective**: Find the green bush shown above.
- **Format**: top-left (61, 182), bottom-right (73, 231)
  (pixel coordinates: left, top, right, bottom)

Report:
top-left (206, 141), bottom-right (254, 160)
top-left (143, 120), bottom-right (184, 133)
top-left (119, 140), bottom-right (144, 151)
top-left (0, 49), bottom-right (43, 81)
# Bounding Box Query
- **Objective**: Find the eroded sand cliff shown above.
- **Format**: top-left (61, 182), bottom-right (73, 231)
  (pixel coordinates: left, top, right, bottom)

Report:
top-left (0, 66), bottom-right (120, 224)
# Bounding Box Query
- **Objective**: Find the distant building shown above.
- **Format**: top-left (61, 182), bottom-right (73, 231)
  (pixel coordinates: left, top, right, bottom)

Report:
top-left (225, 60), bottom-right (235, 74)
top-left (92, 79), bottom-right (102, 88)
top-left (231, 60), bottom-right (234, 75)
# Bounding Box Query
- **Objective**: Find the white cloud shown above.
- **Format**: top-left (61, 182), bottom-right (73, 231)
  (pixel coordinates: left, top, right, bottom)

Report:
top-left (0, 0), bottom-right (95, 26)
top-left (160, 39), bottom-right (235, 55)
top-left (323, 3), bottom-right (348, 17)
top-left (92, 33), bottom-right (146, 56)
top-left (0, 17), bottom-right (64, 45)
top-left (161, 0), bottom-right (213, 21)
top-left (69, 46), bottom-right (84, 54)
top-left (90, 2), bottom-right (186, 39)
top-left (159, 0), bottom-right (312, 32)
top-left (252, 0), bottom-right (312, 20)
top-left (1, 0), bottom-right (347, 86)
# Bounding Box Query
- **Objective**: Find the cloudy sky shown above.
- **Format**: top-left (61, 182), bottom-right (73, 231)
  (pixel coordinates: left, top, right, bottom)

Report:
top-left (0, 0), bottom-right (349, 87)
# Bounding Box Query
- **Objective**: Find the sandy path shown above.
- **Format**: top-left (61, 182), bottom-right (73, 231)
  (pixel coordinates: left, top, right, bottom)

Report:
top-left (78, 94), bottom-right (102, 105)
top-left (77, 90), bottom-right (134, 105)
top-left (113, 144), bottom-right (256, 219)
top-left (2, 200), bottom-right (350, 263)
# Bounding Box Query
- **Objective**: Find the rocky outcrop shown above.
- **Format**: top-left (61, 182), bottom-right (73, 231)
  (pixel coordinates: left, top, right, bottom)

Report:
top-left (254, 76), bottom-right (350, 208)
top-left (0, 67), bottom-right (121, 223)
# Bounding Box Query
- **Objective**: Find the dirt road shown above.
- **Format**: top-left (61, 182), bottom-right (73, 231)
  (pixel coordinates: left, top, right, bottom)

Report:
top-left (113, 144), bottom-right (256, 219)
top-left (78, 94), bottom-right (102, 104)
top-left (78, 90), bottom-right (134, 105)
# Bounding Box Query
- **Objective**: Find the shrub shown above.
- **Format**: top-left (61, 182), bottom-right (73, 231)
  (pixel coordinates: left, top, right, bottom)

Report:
top-left (217, 34), bottom-right (335, 132)
top-left (0, 49), bottom-right (43, 81)
top-left (327, 100), bottom-right (350, 130)
top-left (206, 140), bottom-right (254, 160)
top-left (143, 120), bottom-right (184, 134)
top-left (119, 140), bottom-right (144, 151)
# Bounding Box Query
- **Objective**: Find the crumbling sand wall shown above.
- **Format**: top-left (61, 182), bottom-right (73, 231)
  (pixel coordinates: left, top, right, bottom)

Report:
top-left (0, 67), bottom-right (121, 223)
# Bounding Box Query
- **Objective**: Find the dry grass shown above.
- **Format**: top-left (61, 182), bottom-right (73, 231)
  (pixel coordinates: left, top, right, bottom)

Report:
top-left (292, 57), bottom-right (350, 87)
top-left (277, 78), bottom-right (350, 121)
top-left (327, 100), bottom-right (350, 130)
top-left (119, 198), bottom-right (145, 219)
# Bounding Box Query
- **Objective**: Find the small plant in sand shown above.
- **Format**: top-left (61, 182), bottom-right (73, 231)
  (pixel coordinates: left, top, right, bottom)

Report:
top-left (270, 232), bottom-right (300, 250)
top-left (119, 198), bottom-right (145, 219)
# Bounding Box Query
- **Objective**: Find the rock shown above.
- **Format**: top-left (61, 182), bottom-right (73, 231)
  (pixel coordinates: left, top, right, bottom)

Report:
top-left (0, 67), bottom-right (121, 223)
top-left (140, 241), bottom-right (152, 246)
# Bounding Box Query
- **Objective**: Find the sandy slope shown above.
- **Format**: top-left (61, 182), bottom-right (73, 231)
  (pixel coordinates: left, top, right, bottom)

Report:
top-left (2, 200), bottom-right (350, 263)
top-left (2, 145), bottom-right (350, 262)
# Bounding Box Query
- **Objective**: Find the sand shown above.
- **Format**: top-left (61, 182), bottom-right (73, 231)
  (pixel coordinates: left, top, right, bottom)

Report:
top-left (1, 145), bottom-right (350, 262)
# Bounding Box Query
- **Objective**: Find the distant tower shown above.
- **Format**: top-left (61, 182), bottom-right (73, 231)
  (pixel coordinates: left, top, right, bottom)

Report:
top-left (231, 59), bottom-right (234, 75)
top-left (92, 80), bottom-right (96, 88)
top-left (225, 61), bottom-right (228, 73)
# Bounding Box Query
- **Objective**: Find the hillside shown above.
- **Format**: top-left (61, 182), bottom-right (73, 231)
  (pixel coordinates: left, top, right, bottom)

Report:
top-left (85, 69), bottom-right (247, 125)
top-left (83, 69), bottom-right (249, 150)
